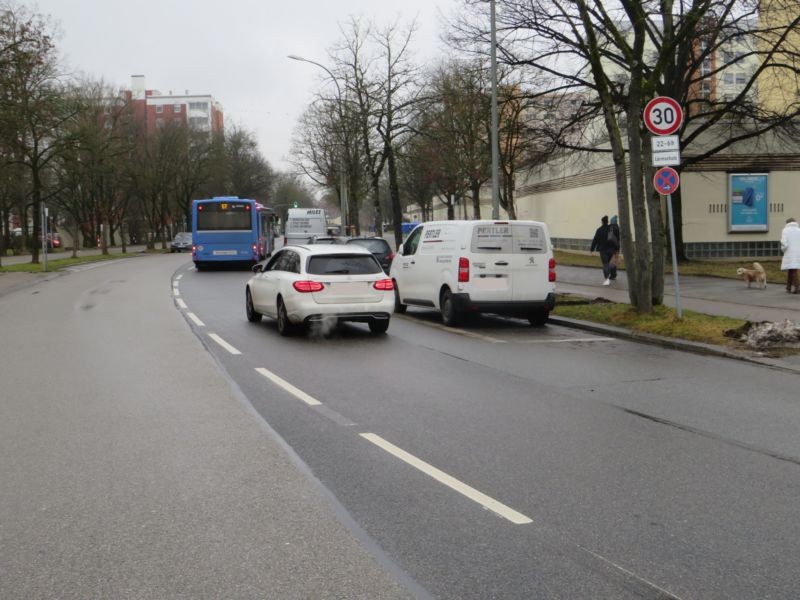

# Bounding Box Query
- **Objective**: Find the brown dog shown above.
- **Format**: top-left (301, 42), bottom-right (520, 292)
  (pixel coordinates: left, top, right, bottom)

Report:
top-left (736, 262), bottom-right (767, 289)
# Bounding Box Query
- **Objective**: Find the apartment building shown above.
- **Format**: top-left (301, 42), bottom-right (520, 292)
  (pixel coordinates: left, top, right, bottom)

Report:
top-left (128, 74), bottom-right (224, 135)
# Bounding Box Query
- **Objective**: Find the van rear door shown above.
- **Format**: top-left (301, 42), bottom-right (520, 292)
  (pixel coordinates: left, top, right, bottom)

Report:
top-left (467, 223), bottom-right (514, 302)
top-left (510, 222), bottom-right (550, 301)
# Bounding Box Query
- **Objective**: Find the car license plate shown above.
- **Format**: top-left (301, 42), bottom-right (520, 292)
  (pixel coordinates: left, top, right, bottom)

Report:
top-left (213, 250), bottom-right (237, 256)
top-left (329, 282), bottom-right (365, 293)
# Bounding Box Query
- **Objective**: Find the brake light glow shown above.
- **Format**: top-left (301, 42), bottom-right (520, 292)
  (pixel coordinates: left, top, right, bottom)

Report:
top-left (549, 257), bottom-right (556, 282)
top-left (373, 279), bottom-right (394, 291)
top-left (293, 281), bottom-right (325, 293)
top-left (458, 257), bottom-right (470, 282)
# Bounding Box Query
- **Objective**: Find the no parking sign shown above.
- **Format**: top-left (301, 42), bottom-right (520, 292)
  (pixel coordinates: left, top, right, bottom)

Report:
top-left (653, 166), bottom-right (680, 195)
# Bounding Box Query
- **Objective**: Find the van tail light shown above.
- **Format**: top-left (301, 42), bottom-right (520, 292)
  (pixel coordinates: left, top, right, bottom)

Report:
top-left (373, 279), bottom-right (394, 291)
top-left (458, 257), bottom-right (470, 282)
top-left (549, 257), bottom-right (556, 282)
top-left (293, 281), bottom-right (325, 293)
top-left (252, 243), bottom-right (258, 256)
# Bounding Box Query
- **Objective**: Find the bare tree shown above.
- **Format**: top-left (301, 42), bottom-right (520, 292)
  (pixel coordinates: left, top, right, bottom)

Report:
top-left (0, 4), bottom-right (78, 264)
top-left (452, 0), bottom-right (800, 312)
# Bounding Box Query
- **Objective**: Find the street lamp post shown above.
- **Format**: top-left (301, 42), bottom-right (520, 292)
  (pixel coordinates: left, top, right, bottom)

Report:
top-left (288, 54), bottom-right (349, 234)
top-left (490, 0), bottom-right (500, 219)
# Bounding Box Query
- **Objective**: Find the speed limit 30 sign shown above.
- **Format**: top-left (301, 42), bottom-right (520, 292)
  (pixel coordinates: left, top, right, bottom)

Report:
top-left (643, 96), bottom-right (684, 136)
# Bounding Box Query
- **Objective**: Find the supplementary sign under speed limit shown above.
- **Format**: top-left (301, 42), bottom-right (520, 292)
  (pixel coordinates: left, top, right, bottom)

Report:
top-left (653, 166), bottom-right (680, 195)
top-left (643, 97), bottom-right (684, 136)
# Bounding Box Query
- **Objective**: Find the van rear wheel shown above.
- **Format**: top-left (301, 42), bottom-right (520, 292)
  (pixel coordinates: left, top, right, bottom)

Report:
top-left (528, 310), bottom-right (549, 326)
top-left (440, 289), bottom-right (461, 326)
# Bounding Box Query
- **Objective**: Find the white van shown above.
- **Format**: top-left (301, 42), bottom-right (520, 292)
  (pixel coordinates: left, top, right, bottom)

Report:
top-left (389, 220), bottom-right (556, 326)
top-left (284, 208), bottom-right (327, 246)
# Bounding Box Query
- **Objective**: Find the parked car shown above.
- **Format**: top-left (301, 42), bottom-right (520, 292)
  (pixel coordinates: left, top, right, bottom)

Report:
top-left (389, 220), bottom-right (556, 326)
top-left (245, 244), bottom-right (394, 336)
top-left (38, 232), bottom-right (61, 250)
top-left (346, 237), bottom-right (394, 272)
top-left (170, 232), bottom-right (193, 253)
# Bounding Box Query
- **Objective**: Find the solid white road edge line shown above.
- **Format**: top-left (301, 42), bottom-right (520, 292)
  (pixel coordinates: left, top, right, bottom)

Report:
top-left (255, 367), bottom-right (322, 406)
top-left (518, 337), bottom-right (615, 344)
top-left (176, 298), bottom-right (188, 309)
top-left (187, 312), bottom-right (205, 327)
top-left (208, 333), bottom-right (241, 355)
top-left (360, 433), bottom-right (532, 525)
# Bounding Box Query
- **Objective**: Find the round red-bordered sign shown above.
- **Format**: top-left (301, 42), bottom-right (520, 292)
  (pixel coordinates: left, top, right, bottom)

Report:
top-left (653, 166), bottom-right (680, 195)
top-left (643, 97), bottom-right (684, 136)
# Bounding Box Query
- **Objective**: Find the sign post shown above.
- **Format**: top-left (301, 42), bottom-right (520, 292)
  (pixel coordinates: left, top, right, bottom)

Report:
top-left (645, 97), bottom-right (684, 318)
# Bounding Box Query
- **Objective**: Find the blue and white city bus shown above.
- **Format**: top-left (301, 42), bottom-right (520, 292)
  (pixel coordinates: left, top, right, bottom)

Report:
top-left (191, 197), bottom-right (275, 270)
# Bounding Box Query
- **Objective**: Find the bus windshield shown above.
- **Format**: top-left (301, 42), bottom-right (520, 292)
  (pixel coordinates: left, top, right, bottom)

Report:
top-left (196, 201), bottom-right (253, 231)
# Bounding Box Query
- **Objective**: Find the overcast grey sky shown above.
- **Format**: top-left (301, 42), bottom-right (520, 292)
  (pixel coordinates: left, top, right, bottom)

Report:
top-left (30, 0), bottom-right (461, 174)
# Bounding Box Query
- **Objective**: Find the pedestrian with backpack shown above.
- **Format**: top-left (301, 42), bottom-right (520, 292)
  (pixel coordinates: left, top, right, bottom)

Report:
top-left (590, 215), bottom-right (621, 285)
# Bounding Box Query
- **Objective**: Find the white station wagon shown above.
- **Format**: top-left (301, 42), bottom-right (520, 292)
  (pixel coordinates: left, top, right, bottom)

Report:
top-left (245, 244), bottom-right (395, 335)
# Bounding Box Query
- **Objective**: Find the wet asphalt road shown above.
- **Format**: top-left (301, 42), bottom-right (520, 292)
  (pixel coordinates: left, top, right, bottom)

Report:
top-left (176, 258), bottom-right (800, 599)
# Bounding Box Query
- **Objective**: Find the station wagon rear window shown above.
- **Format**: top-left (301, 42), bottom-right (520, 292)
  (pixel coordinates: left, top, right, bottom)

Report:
top-left (307, 254), bottom-right (382, 275)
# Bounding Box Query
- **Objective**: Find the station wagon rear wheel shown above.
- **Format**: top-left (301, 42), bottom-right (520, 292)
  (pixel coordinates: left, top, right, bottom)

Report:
top-left (276, 298), bottom-right (294, 336)
top-left (369, 318), bottom-right (390, 334)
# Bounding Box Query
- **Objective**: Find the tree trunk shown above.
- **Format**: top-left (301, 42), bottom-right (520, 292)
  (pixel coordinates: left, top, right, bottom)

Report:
top-left (471, 179), bottom-right (481, 220)
top-left (387, 145), bottom-right (403, 249)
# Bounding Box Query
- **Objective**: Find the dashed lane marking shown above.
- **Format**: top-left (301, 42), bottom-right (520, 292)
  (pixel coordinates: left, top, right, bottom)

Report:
top-left (176, 298), bottom-right (188, 309)
top-left (208, 333), bottom-right (241, 355)
top-left (255, 367), bottom-right (322, 406)
top-left (360, 433), bottom-right (533, 525)
top-left (187, 312), bottom-right (205, 327)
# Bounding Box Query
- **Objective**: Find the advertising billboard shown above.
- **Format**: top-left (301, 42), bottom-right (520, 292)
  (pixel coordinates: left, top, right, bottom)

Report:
top-left (729, 173), bottom-right (768, 232)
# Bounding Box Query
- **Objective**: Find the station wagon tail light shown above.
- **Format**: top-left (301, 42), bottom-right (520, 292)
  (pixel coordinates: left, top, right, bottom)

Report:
top-left (373, 279), bottom-right (394, 291)
top-left (293, 281), bottom-right (325, 293)
top-left (549, 257), bottom-right (556, 282)
top-left (458, 257), bottom-right (470, 282)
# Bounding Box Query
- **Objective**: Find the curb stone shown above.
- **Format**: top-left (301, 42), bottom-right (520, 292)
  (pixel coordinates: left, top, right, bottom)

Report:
top-left (548, 315), bottom-right (800, 374)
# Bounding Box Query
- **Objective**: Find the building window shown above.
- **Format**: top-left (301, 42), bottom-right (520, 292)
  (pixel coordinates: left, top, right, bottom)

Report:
top-left (189, 101), bottom-right (208, 111)
top-left (155, 105), bottom-right (163, 114)
top-left (723, 72), bottom-right (734, 85)
top-left (173, 103), bottom-right (181, 113)
top-left (156, 118), bottom-right (164, 128)
top-left (735, 72), bottom-right (746, 84)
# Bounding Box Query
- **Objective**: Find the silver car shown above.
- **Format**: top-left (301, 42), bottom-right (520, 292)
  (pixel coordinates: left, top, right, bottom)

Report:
top-left (245, 244), bottom-right (395, 336)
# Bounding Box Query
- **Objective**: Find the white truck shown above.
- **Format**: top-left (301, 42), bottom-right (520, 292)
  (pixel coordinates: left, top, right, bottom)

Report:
top-left (389, 220), bottom-right (556, 326)
top-left (283, 208), bottom-right (327, 246)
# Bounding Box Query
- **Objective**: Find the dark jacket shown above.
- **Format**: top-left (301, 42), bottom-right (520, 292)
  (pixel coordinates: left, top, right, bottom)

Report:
top-left (590, 223), bottom-right (620, 253)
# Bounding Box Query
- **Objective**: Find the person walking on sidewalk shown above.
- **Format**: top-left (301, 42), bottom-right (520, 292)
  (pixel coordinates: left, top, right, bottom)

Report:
top-left (780, 217), bottom-right (800, 293)
top-left (590, 215), bottom-right (621, 286)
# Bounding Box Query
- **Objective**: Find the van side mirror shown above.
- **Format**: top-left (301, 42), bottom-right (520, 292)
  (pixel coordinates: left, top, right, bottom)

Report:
top-left (251, 263), bottom-right (263, 274)
top-left (397, 244), bottom-right (404, 256)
